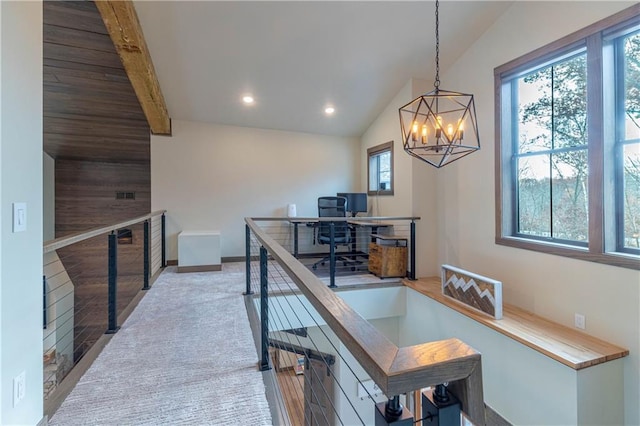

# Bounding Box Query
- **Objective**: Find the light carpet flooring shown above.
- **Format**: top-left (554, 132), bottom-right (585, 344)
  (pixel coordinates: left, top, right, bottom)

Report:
top-left (49, 263), bottom-right (272, 426)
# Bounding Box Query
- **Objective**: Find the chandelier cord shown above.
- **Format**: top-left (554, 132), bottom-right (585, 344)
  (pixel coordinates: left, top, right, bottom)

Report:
top-left (434, 0), bottom-right (440, 89)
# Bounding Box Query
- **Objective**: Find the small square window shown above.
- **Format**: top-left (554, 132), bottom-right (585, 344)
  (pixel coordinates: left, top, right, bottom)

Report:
top-left (368, 141), bottom-right (394, 196)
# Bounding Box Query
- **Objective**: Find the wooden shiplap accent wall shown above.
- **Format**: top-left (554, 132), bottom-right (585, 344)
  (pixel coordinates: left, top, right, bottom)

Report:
top-left (43, 1), bottom-right (151, 164)
top-left (55, 160), bottom-right (151, 234)
top-left (56, 160), bottom-right (150, 356)
top-left (44, 1), bottom-right (153, 356)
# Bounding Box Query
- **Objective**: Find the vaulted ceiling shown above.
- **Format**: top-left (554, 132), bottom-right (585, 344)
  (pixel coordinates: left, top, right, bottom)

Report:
top-left (43, 1), bottom-right (514, 164)
top-left (133, 1), bottom-right (514, 138)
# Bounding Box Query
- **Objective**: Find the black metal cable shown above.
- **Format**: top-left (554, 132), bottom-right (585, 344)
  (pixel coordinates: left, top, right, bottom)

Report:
top-left (262, 261), bottom-right (369, 424)
top-left (249, 222), bottom-right (392, 419)
top-left (266, 264), bottom-right (340, 426)
top-left (251, 224), bottom-right (386, 412)
top-left (434, 0), bottom-right (440, 89)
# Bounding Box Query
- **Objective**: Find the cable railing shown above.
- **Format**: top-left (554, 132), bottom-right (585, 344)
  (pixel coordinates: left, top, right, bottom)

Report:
top-left (245, 216), bottom-right (487, 426)
top-left (42, 210), bottom-right (166, 401)
top-left (247, 217), bottom-right (417, 288)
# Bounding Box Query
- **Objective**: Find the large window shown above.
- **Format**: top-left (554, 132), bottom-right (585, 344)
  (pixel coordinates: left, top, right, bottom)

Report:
top-left (495, 7), bottom-right (639, 269)
top-left (368, 141), bottom-right (394, 196)
top-left (616, 30), bottom-right (640, 253)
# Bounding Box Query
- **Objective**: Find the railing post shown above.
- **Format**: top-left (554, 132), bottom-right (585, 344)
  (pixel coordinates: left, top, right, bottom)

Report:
top-left (293, 222), bottom-right (299, 258)
top-left (143, 219), bottom-right (150, 290)
top-left (422, 384), bottom-right (461, 426)
top-left (329, 221), bottom-right (336, 288)
top-left (259, 246), bottom-right (271, 371)
top-left (410, 220), bottom-right (416, 280)
top-left (106, 231), bottom-right (120, 334)
top-left (244, 224), bottom-right (253, 295)
top-left (375, 395), bottom-right (413, 425)
top-left (161, 213), bottom-right (166, 267)
top-left (43, 275), bottom-right (47, 329)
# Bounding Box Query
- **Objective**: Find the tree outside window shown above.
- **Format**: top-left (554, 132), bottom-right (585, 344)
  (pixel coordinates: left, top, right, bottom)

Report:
top-left (495, 9), bottom-right (639, 269)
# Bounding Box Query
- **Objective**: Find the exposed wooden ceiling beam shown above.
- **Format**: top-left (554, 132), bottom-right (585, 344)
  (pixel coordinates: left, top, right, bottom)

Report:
top-left (95, 0), bottom-right (171, 135)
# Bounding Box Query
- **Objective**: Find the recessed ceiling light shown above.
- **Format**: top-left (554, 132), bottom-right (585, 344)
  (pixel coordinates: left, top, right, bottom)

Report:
top-left (325, 106), bottom-right (335, 115)
top-left (242, 95), bottom-right (254, 104)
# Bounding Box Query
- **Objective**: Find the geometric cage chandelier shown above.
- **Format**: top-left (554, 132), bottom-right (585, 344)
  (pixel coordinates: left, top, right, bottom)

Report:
top-left (399, 0), bottom-right (480, 168)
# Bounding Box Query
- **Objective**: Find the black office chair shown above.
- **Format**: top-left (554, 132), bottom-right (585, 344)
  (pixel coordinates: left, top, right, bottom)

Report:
top-left (311, 196), bottom-right (354, 271)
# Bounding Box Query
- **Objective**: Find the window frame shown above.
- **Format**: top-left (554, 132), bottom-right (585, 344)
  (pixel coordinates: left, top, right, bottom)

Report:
top-left (367, 141), bottom-right (394, 196)
top-left (494, 5), bottom-right (640, 270)
top-left (612, 29), bottom-right (640, 256)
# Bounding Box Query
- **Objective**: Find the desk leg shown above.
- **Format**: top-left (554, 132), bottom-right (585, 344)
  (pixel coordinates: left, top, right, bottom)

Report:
top-left (293, 223), bottom-right (299, 258)
top-left (329, 222), bottom-right (336, 288)
top-left (370, 226), bottom-right (379, 242)
top-left (350, 225), bottom-right (357, 259)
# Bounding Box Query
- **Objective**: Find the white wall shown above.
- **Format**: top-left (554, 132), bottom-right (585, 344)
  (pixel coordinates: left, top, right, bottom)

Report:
top-left (361, 78), bottom-right (441, 278)
top-left (0, 1), bottom-right (44, 424)
top-left (409, 78), bottom-right (441, 277)
top-left (43, 153), bottom-right (54, 242)
top-left (400, 289), bottom-right (624, 425)
top-left (360, 80), bottom-right (414, 218)
top-left (152, 119), bottom-right (360, 260)
top-left (430, 2), bottom-right (639, 424)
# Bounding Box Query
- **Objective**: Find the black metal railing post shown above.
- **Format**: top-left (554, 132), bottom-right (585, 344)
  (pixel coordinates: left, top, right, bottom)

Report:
top-left (410, 220), bottom-right (416, 280)
top-left (161, 213), bottom-right (166, 267)
top-left (259, 246), bottom-right (271, 371)
top-left (143, 220), bottom-right (150, 290)
top-left (329, 221), bottom-right (336, 288)
top-left (422, 384), bottom-right (461, 426)
top-left (375, 395), bottom-right (413, 425)
top-left (293, 221), bottom-right (299, 258)
top-left (106, 231), bottom-right (120, 334)
top-left (244, 224), bottom-right (253, 295)
top-left (43, 276), bottom-right (47, 329)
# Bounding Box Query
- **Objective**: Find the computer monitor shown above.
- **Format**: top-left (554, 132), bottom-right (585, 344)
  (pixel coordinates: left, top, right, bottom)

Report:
top-left (336, 192), bottom-right (368, 217)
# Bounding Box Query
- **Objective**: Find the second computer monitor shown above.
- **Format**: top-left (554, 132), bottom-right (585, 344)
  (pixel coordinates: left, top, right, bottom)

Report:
top-left (337, 192), bottom-right (368, 216)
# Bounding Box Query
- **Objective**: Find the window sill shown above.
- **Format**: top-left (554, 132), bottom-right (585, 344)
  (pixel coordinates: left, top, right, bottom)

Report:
top-left (495, 236), bottom-right (640, 270)
top-left (367, 190), bottom-right (394, 196)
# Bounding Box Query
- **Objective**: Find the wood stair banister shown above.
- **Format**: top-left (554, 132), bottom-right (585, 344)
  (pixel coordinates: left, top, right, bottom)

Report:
top-left (246, 218), bottom-right (487, 425)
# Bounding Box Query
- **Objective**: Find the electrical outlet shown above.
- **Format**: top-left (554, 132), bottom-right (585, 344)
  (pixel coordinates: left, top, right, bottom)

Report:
top-left (575, 313), bottom-right (586, 330)
top-left (13, 371), bottom-right (25, 407)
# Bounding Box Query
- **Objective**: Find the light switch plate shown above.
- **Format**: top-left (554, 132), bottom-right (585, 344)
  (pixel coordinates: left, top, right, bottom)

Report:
top-left (13, 371), bottom-right (25, 407)
top-left (13, 202), bottom-right (27, 232)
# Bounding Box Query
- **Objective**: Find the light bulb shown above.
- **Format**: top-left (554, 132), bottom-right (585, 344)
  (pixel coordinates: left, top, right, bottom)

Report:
top-left (458, 121), bottom-right (464, 140)
top-left (435, 116), bottom-right (442, 139)
top-left (447, 123), bottom-right (454, 138)
top-left (412, 122), bottom-right (418, 142)
top-left (421, 124), bottom-right (427, 144)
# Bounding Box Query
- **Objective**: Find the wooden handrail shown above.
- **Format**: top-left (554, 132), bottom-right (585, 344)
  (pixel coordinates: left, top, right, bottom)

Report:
top-left (245, 217), bottom-right (485, 425)
top-left (43, 210), bottom-right (167, 253)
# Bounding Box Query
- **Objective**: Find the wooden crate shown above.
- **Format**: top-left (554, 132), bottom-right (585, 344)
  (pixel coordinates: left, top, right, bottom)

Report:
top-left (368, 241), bottom-right (407, 278)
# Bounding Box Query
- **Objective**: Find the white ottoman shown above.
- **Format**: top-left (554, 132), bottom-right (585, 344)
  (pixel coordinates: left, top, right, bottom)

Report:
top-left (177, 231), bottom-right (221, 273)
